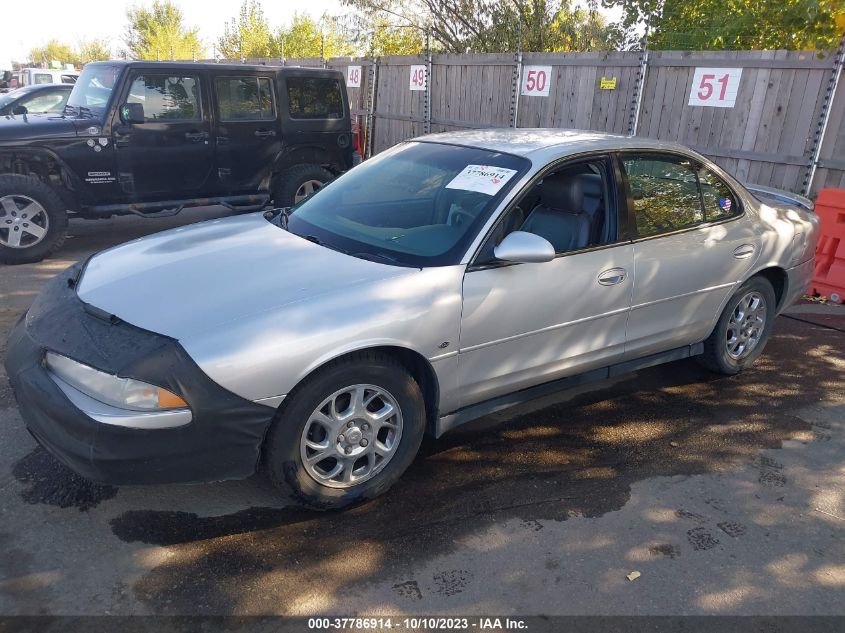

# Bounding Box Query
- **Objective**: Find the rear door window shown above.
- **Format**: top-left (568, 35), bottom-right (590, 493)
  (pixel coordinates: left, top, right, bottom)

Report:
top-left (286, 76), bottom-right (344, 119)
top-left (126, 74), bottom-right (200, 121)
top-left (215, 76), bottom-right (275, 121)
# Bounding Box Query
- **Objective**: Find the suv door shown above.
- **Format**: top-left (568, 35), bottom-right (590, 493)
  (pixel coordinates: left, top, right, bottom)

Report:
top-left (619, 151), bottom-right (760, 358)
top-left (113, 70), bottom-right (214, 199)
top-left (457, 156), bottom-right (634, 408)
top-left (212, 73), bottom-right (282, 194)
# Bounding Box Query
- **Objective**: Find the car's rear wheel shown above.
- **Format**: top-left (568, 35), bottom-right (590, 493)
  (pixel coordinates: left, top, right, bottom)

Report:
top-left (273, 164), bottom-right (333, 207)
top-left (0, 175), bottom-right (68, 265)
top-left (698, 276), bottom-right (776, 375)
top-left (265, 352), bottom-right (426, 509)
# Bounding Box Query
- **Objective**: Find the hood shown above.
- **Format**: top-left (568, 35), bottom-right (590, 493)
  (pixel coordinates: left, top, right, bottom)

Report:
top-left (77, 213), bottom-right (410, 341)
top-left (0, 112), bottom-right (78, 141)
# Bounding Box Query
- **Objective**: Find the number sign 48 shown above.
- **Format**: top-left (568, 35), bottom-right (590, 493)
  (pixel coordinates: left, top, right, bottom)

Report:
top-left (688, 67), bottom-right (743, 108)
top-left (346, 66), bottom-right (362, 88)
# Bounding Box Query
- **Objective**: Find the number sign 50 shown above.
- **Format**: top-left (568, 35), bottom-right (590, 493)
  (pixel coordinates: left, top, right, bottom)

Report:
top-left (688, 67), bottom-right (743, 108)
top-left (521, 65), bottom-right (552, 97)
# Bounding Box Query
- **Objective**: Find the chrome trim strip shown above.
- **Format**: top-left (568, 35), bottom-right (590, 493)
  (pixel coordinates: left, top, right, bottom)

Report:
top-left (253, 394), bottom-right (286, 408)
top-left (631, 282), bottom-right (736, 311)
top-left (459, 305), bottom-right (631, 353)
top-left (48, 372), bottom-right (193, 429)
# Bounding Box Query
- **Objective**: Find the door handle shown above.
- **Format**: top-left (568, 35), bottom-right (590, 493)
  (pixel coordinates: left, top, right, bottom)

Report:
top-left (733, 244), bottom-right (755, 259)
top-left (598, 268), bottom-right (627, 286)
top-left (184, 131), bottom-right (208, 142)
top-left (254, 129), bottom-right (277, 138)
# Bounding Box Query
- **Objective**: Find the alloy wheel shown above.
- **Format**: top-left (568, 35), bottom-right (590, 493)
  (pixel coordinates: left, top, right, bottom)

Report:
top-left (299, 384), bottom-right (403, 488)
top-left (294, 179), bottom-right (324, 203)
top-left (726, 291), bottom-right (767, 360)
top-left (0, 194), bottom-right (49, 249)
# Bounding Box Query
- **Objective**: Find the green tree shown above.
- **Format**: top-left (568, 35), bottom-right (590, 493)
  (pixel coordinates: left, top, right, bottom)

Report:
top-left (125, 0), bottom-right (204, 60)
top-left (275, 13), bottom-right (355, 59)
top-left (77, 39), bottom-right (113, 63)
top-left (218, 0), bottom-right (274, 59)
top-left (604, 0), bottom-right (845, 50)
top-left (367, 19), bottom-right (424, 55)
top-left (341, 0), bottom-right (620, 52)
top-left (28, 40), bottom-right (76, 66)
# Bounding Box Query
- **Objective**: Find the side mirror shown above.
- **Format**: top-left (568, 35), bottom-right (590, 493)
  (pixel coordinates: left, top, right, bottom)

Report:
top-left (12, 105), bottom-right (27, 115)
top-left (493, 231), bottom-right (555, 264)
top-left (119, 102), bottom-right (145, 124)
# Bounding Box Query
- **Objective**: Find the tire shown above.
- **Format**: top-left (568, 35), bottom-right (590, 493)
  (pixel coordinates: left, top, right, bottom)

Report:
top-left (265, 352), bottom-right (426, 510)
top-left (0, 174), bottom-right (69, 265)
top-left (697, 276), bottom-right (777, 375)
top-left (272, 164), bottom-right (333, 207)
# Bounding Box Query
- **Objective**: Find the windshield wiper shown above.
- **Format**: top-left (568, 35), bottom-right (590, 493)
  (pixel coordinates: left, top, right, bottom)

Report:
top-left (349, 251), bottom-right (401, 265)
top-left (304, 234), bottom-right (349, 255)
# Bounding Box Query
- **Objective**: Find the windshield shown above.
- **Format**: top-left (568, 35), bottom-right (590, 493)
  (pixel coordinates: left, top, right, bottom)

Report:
top-left (286, 142), bottom-right (529, 267)
top-left (66, 65), bottom-right (122, 118)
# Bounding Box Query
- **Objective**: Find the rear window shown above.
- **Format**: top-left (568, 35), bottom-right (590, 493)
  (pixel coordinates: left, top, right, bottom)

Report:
top-left (215, 76), bottom-right (275, 121)
top-left (286, 76), bottom-right (344, 119)
top-left (34, 74), bottom-right (53, 85)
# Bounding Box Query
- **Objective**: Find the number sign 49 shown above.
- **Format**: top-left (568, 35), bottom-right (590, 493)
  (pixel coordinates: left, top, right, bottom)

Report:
top-left (688, 67), bottom-right (743, 108)
top-left (409, 65), bottom-right (427, 91)
top-left (521, 65), bottom-right (552, 97)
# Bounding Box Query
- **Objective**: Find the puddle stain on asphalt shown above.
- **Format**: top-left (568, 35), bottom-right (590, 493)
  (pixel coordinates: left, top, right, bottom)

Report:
top-left (108, 318), bottom-right (844, 615)
top-left (12, 446), bottom-right (118, 511)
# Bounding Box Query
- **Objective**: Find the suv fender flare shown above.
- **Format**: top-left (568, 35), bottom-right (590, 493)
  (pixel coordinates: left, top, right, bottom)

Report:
top-left (272, 145), bottom-right (338, 174)
top-left (0, 147), bottom-right (84, 207)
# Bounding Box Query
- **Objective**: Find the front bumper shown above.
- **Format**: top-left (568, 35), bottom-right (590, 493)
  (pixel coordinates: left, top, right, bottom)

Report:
top-left (4, 263), bottom-right (277, 485)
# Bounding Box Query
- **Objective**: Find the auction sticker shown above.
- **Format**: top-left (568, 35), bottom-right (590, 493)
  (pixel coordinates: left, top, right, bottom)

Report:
top-left (446, 165), bottom-right (518, 196)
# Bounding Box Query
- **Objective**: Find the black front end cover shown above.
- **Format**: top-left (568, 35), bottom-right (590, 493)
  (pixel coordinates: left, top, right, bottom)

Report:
top-left (4, 262), bottom-right (277, 485)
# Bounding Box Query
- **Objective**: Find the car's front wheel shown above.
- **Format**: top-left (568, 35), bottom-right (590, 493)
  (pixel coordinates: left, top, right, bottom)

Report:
top-left (0, 174), bottom-right (68, 265)
top-left (265, 352), bottom-right (426, 509)
top-left (698, 276), bottom-right (777, 375)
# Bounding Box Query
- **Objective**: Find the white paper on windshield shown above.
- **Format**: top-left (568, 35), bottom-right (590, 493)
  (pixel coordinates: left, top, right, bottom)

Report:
top-left (445, 165), bottom-right (518, 196)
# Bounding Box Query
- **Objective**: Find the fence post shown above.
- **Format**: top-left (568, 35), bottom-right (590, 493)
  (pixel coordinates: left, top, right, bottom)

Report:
top-left (365, 57), bottom-right (379, 159)
top-left (804, 32), bottom-right (845, 196)
top-left (510, 51), bottom-right (523, 127)
top-left (425, 30), bottom-right (432, 134)
top-left (629, 50), bottom-right (649, 136)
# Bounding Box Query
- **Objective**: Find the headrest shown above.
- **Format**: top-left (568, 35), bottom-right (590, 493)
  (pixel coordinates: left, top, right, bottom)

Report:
top-left (540, 172), bottom-right (585, 213)
top-left (578, 173), bottom-right (603, 199)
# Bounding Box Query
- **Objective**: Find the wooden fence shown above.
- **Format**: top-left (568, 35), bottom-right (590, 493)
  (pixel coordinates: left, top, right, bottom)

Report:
top-left (221, 46), bottom-right (845, 195)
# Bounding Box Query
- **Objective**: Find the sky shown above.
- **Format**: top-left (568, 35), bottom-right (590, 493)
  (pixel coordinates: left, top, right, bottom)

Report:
top-left (1, 0), bottom-right (623, 66)
top-left (1, 0), bottom-right (344, 64)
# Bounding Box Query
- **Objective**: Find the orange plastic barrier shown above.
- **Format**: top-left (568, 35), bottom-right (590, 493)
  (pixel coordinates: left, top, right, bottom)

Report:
top-left (811, 188), bottom-right (845, 303)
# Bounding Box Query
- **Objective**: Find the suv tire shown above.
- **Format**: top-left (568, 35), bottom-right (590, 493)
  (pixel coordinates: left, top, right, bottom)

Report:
top-left (265, 352), bottom-right (426, 510)
top-left (0, 175), bottom-right (68, 265)
top-left (698, 276), bottom-right (776, 375)
top-left (273, 164), bottom-right (333, 207)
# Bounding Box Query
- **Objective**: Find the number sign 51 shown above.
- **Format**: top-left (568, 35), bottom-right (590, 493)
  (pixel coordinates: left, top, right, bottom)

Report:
top-left (688, 67), bottom-right (743, 108)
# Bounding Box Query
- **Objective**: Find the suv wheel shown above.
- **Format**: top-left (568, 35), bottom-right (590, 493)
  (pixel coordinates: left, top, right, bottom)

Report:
top-left (0, 175), bottom-right (68, 265)
top-left (698, 276), bottom-right (776, 375)
top-left (265, 352), bottom-right (426, 510)
top-left (273, 165), bottom-right (333, 207)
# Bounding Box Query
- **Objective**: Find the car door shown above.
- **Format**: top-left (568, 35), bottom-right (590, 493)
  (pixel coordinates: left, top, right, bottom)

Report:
top-left (212, 73), bottom-right (282, 195)
top-left (113, 69), bottom-right (214, 199)
top-left (457, 155), bottom-right (635, 408)
top-left (619, 151), bottom-right (761, 358)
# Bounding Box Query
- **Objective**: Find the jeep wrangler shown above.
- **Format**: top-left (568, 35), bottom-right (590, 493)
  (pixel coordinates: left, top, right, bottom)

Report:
top-left (0, 61), bottom-right (355, 264)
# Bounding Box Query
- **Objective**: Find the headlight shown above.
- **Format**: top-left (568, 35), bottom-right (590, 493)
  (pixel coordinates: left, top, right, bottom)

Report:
top-left (45, 352), bottom-right (188, 411)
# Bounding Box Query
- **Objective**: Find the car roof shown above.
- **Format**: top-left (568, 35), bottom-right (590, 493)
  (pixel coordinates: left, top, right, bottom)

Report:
top-left (84, 60), bottom-right (340, 75)
top-left (415, 128), bottom-right (698, 161)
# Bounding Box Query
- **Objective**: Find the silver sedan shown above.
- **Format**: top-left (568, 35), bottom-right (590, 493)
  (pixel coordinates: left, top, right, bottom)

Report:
top-left (5, 129), bottom-right (819, 509)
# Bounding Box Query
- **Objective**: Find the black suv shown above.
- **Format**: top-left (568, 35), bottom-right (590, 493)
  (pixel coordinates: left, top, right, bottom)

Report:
top-left (0, 61), bottom-right (355, 264)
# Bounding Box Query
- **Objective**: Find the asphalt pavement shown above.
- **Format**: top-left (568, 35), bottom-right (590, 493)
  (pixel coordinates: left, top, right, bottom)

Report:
top-left (0, 208), bottom-right (843, 616)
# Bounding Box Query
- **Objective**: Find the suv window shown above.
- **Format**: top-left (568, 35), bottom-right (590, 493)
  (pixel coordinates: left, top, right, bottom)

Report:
top-left (286, 76), bottom-right (343, 119)
top-left (127, 74), bottom-right (200, 121)
top-left (215, 76), bottom-right (275, 121)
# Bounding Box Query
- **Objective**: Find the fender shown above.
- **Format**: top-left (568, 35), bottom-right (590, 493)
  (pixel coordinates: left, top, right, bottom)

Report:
top-left (0, 146), bottom-right (86, 204)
